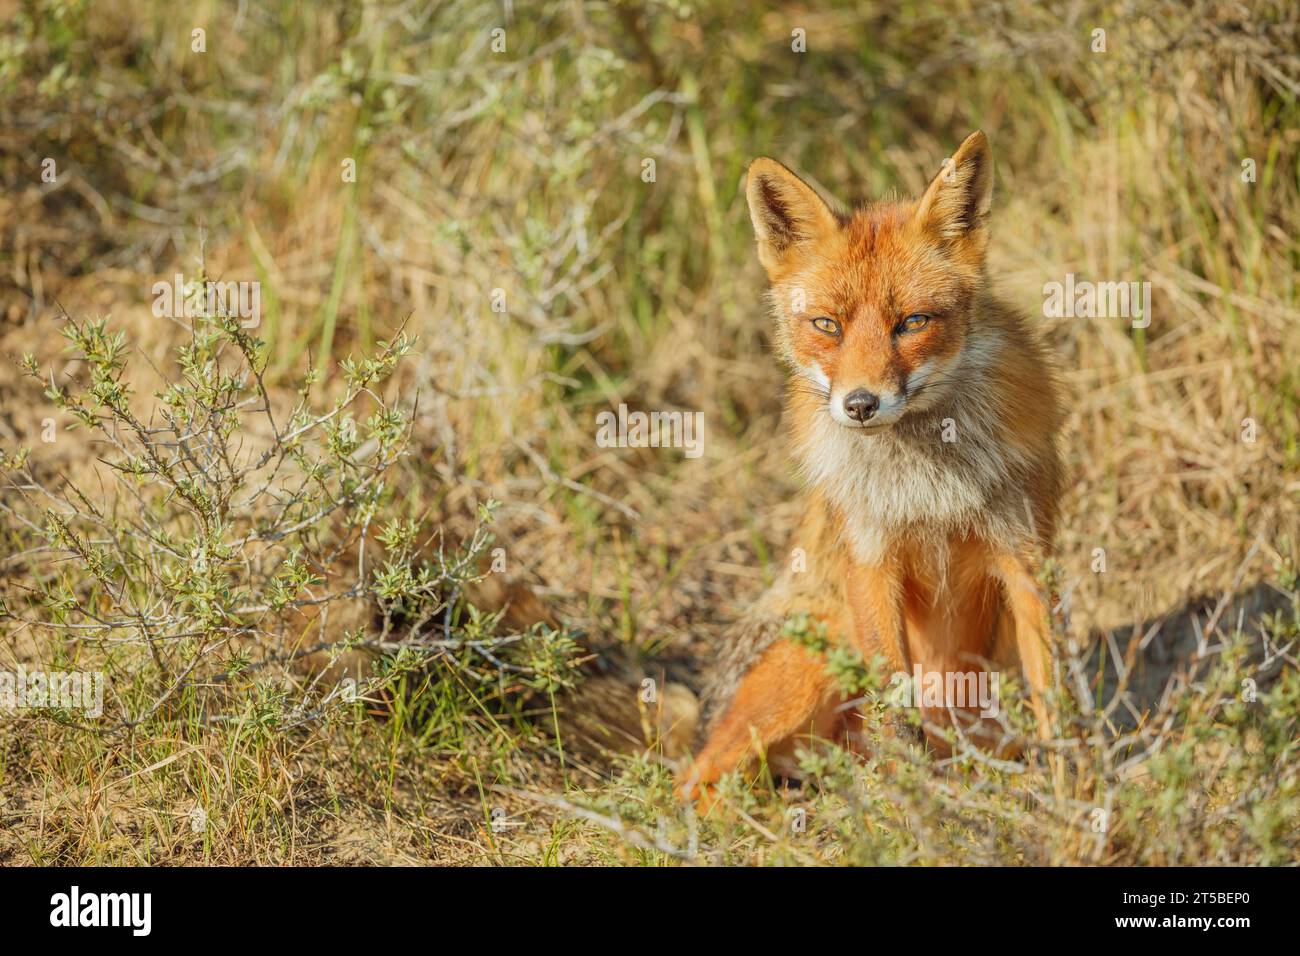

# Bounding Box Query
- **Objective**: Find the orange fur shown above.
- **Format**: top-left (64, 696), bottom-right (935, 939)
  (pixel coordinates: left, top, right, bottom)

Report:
top-left (679, 132), bottom-right (1064, 806)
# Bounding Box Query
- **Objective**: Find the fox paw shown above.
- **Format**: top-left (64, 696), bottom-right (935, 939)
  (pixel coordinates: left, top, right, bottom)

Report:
top-left (674, 765), bottom-right (721, 814)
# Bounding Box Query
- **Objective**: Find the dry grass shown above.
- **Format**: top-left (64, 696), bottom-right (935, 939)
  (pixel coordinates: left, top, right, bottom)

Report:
top-left (1, 0), bottom-right (1298, 865)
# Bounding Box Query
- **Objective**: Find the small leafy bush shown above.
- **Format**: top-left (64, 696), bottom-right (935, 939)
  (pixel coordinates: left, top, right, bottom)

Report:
top-left (1, 305), bottom-right (581, 735)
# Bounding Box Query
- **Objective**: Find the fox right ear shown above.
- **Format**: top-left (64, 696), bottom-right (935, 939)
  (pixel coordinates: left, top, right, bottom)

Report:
top-left (745, 158), bottom-right (839, 276)
top-left (914, 131), bottom-right (993, 255)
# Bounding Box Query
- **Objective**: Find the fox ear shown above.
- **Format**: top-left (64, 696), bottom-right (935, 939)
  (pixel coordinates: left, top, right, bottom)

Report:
top-left (915, 131), bottom-right (993, 253)
top-left (746, 158), bottom-right (839, 275)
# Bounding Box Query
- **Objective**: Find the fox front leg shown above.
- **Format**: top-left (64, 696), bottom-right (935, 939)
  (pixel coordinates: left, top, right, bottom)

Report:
top-left (845, 557), bottom-right (908, 675)
top-left (992, 549), bottom-right (1056, 743)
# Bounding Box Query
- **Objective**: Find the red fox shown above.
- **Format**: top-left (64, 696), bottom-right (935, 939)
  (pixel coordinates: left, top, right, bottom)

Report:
top-left (679, 132), bottom-right (1064, 804)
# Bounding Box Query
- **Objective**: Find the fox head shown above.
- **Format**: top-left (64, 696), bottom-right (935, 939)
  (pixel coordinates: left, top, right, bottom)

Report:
top-left (746, 131), bottom-right (994, 433)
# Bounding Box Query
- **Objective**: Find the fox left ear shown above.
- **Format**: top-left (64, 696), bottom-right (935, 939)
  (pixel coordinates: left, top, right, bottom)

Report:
top-left (745, 158), bottom-right (840, 278)
top-left (915, 131), bottom-right (993, 255)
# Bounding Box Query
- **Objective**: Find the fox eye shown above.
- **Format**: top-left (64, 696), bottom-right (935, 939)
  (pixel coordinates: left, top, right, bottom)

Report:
top-left (811, 316), bottom-right (841, 336)
top-left (899, 313), bottom-right (931, 333)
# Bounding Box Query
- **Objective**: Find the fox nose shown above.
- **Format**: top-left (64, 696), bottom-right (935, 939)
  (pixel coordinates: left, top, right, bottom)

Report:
top-left (843, 389), bottom-right (880, 422)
